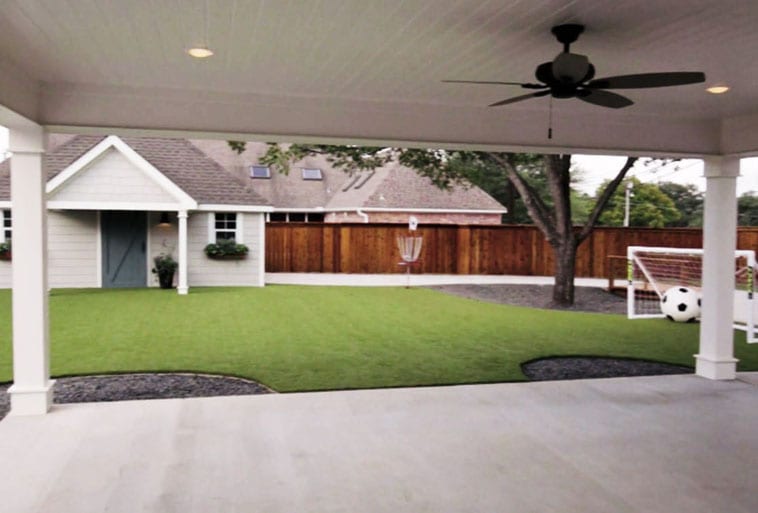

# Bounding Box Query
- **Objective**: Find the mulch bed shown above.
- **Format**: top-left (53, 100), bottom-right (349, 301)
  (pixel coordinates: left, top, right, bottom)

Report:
top-left (0, 285), bottom-right (691, 420)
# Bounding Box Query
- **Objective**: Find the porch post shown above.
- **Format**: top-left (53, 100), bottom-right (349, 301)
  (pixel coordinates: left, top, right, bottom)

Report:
top-left (696, 156), bottom-right (740, 379)
top-left (177, 210), bottom-right (188, 295)
top-left (7, 124), bottom-right (54, 414)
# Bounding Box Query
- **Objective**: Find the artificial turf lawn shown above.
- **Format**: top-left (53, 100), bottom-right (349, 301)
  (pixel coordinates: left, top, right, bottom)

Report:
top-left (0, 286), bottom-right (756, 392)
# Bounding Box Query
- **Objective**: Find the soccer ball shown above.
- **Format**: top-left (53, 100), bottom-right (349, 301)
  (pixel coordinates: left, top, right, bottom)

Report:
top-left (660, 286), bottom-right (701, 322)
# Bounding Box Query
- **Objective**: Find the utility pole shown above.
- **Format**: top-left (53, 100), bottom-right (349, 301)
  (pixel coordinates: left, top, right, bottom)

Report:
top-left (623, 181), bottom-right (634, 227)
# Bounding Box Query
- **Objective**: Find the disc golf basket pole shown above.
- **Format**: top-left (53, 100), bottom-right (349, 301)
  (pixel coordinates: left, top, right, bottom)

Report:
top-left (397, 234), bottom-right (423, 288)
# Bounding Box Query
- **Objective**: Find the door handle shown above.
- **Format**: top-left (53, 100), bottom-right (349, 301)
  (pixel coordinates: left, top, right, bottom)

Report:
top-left (142, 242), bottom-right (146, 253)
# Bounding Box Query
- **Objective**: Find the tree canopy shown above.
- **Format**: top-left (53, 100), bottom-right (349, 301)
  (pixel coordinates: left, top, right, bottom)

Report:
top-left (598, 178), bottom-right (681, 228)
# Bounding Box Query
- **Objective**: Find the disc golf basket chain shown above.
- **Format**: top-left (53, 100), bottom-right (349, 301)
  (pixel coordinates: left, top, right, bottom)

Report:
top-left (397, 235), bottom-right (423, 288)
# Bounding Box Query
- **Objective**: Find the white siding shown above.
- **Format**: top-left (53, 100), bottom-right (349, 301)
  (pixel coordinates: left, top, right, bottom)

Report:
top-left (0, 257), bottom-right (10, 288)
top-left (47, 211), bottom-right (99, 288)
top-left (147, 212), bottom-right (178, 287)
top-left (49, 148), bottom-right (178, 204)
top-left (187, 212), bottom-right (264, 287)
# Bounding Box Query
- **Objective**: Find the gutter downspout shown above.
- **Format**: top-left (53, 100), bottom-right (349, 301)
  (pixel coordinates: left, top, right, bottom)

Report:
top-left (356, 209), bottom-right (369, 223)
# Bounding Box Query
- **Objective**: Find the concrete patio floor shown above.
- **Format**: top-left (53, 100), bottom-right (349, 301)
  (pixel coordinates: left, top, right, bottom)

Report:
top-left (1, 374), bottom-right (756, 513)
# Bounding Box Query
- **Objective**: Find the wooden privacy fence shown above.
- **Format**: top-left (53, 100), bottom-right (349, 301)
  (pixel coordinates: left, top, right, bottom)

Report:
top-left (265, 223), bottom-right (758, 278)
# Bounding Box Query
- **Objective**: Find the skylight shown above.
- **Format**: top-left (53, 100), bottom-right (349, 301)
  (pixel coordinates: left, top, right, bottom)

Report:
top-left (250, 165), bottom-right (271, 179)
top-left (302, 168), bottom-right (323, 181)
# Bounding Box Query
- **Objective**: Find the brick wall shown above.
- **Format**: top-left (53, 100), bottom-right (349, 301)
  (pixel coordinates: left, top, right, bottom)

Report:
top-left (325, 211), bottom-right (502, 225)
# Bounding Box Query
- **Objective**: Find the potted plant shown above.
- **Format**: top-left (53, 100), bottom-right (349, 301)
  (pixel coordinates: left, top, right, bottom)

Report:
top-left (204, 239), bottom-right (249, 260)
top-left (152, 253), bottom-right (178, 289)
top-left (0, 240), bottom-right (11, 261)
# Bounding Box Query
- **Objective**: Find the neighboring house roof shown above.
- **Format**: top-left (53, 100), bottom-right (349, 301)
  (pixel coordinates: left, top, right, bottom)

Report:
top-left (0, 136), bottom-right (270, 207)
top-left (191, 140), bottom-right (507, 213)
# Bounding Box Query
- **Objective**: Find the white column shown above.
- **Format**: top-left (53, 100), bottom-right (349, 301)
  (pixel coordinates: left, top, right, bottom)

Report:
top-left (696, 156), bottom-right (740, 379)
top-left (177, 210), bottom-right (189, 295)
top-left (7, 124), bottom-right (54, 414)
top-left (258, 213), bottom-right (266, 287)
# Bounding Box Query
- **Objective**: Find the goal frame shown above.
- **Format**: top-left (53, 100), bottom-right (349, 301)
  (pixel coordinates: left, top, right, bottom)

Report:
top-left (626, 246), bottom-right (756, 343)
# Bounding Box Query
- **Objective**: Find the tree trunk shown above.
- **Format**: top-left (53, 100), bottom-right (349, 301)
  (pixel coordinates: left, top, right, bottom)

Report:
top-left (552, 239), bottom-right (578, 306)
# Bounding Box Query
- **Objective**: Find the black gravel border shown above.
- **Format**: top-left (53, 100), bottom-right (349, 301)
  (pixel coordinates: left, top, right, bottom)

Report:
top-left (0, 373), bottom-right (273, 421)
top-left (521, 356), bottom-right (693, 381)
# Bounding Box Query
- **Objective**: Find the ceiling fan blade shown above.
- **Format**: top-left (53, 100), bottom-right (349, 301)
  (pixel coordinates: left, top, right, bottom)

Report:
top-left (577, 89), bottom-right (633, 108)
top-left (489, 90), bottom-right (550, 107)
top-left (442, 80), bottom-right (546, 89)
top-left (586, 72), bottom-right (705, 89)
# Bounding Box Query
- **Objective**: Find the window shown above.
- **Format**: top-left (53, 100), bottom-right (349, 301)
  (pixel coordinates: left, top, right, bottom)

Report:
top-left (302, 168), bottom-right (323, 181)
top-left (1, 210), bottom-right (10, 243)
top-left (266, 212), bottom-right (325, 223)
top-left (213, 213), bottom-right (238, 241)
top-left (250, 165), bottom-right (271, 179)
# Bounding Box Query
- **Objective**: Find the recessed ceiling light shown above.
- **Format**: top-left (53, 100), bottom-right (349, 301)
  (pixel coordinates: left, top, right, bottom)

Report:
top-left (706, 84), bottom-right (729, 94)
top-left (188, 47), bottom-right (214, 58)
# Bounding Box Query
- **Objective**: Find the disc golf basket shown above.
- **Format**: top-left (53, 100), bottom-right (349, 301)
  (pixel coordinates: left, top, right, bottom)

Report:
top-left (397, 235), bottom-right (423, 288)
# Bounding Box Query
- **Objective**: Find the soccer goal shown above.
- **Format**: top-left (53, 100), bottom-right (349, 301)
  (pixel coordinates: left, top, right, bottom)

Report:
top-left (626, 246), bottom-right (756, 343)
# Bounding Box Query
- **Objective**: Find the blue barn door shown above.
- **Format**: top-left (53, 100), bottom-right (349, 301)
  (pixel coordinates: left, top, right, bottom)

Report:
top-left (101, 211), bottom-right (147, 288)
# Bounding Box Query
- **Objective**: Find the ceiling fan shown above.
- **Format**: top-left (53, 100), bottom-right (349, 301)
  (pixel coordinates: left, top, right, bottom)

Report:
top-left (443, 24), bottom-right (706, 109)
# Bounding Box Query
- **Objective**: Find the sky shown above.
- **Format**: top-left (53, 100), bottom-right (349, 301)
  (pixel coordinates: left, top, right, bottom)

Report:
top-left (572, 154), bottom-right (758, 197)
top-left (1, 126), bottom-right (756, 196)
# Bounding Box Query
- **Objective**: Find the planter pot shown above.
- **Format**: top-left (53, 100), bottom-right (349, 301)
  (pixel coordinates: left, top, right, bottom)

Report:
top-left (158, 271), bottom-right (175, 289)
top-left (207, 254), bottom-right (247, 260)
top-left (0, 252), bottom-right (10, 261)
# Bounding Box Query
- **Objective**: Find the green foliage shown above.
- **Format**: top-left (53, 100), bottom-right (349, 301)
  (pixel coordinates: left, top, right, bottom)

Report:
top-left (1, 287), bottom-right (754, 390)
top-left (151, 254), bottom-right (178, 275)
top-left (204, 239), bottom-right (249, 258)
top-left (227, 141), bottom-right (247, 155)
top-left (0, 239), bottom-right (10, 255)
top-left (658, 182), bottom-right (704, 227)
top-left (738, 193), bottom-right (758, 226)
top-left (598, 178), bottom-right (681, 228)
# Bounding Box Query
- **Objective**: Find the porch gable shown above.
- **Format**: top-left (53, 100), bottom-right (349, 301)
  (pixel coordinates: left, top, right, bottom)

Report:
top-left (46, 135), bottom-right (197, 210)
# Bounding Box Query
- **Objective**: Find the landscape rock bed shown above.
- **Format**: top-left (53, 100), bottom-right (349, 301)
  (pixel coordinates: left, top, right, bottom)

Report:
top-left (0, 373), bottom-right (272, 421)
top-left (521, 357), bottom-right (692, 381)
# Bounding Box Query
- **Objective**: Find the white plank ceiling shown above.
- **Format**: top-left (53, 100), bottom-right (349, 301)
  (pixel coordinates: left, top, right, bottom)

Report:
top-left (0, 0), bottom-right (757, 155)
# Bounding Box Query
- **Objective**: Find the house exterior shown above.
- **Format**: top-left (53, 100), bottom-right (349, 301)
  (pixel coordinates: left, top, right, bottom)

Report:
top-left (0, 135), bottom-right (271, 292)
top-left (191, 141), bottom-right (507, 225)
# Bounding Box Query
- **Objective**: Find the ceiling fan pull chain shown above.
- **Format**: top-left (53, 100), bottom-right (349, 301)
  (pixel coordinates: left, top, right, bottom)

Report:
top-left (548, 96), bottom-right (554, 139)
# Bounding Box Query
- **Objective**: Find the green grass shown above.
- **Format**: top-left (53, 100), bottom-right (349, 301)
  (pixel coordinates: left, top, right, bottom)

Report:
top-left (0, 286), bottom-right (756, 392)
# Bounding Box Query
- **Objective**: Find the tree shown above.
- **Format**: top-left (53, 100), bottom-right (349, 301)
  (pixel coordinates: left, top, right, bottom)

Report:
top-left (598, 178), bottom-right (680, 228)
top-left (738, 193), bottom-right (758, 226)
top-left (257, 143), bottom-right (637, 306)
top-left (658, 182), bottom-right (704, 227)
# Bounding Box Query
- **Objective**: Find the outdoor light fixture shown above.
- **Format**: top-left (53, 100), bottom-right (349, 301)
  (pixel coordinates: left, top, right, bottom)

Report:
top-left (188, 46), bottom-right (213, 58)
top-left (158, 212), bottom-right (171, 226)
top-left (706, 84), bottom-right (729, 94)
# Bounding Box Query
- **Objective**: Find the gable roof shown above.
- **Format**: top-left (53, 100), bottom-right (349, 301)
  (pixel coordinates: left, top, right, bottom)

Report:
top-left (0, 136), bottom-right (271, 207)
top-left (191, 140), bottom-right (506, 213)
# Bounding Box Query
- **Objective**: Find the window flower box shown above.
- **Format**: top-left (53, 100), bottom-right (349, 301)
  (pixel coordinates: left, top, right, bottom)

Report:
top-left (204, 239), bottom-right (249, 260)
top-left (0, 240), bottom-right (11, 261)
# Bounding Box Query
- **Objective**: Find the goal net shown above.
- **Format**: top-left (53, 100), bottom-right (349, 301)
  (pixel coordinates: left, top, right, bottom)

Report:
top-left (627, 246), bottom-right (756, 343)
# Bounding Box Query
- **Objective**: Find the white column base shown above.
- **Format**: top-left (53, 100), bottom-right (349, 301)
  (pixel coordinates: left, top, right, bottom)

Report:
top-left (177, 286), bottom-right (189, 295)
top-left (8, 380), bottom-right (56, 415)
top-left (694, 354), bottom-right (738, 380)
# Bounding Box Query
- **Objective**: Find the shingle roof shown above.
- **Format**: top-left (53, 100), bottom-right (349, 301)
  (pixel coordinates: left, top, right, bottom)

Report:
top-left (0, 136), bottom-right (270, 206)
top-left (192, 140), bottom-right (506, 212)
